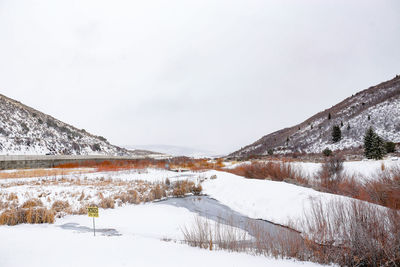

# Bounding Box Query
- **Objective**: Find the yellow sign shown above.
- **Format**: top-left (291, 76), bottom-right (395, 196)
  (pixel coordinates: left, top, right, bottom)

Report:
top-left (87, 206), bottom-right (99, 218)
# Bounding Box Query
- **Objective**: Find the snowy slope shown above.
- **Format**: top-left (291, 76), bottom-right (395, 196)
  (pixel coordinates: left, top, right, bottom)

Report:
top-left (231, 75), bottom-right (400, 157)
top-left (201, 171), bottom-right (358, 228)
top-left (0, 94), bottom-right (141, 156)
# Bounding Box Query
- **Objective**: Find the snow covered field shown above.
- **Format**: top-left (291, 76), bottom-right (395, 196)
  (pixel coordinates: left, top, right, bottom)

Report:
top-left (226, 158), bottom-right (400, 181)
top-left (294, 158), bottom-right (400, 181)
top-left (202, 171), bottom-right (351, 227)
top-left (1, 163), bottom-right (390, 266)
top-left (0, 202), bottom-right (323, 267)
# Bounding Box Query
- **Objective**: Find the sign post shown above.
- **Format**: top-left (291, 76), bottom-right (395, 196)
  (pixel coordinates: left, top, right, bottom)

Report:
top-left (87, 206), bottom-right (99, 236)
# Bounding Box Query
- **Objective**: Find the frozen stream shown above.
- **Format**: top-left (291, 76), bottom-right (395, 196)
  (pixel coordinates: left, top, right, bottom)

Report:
top-left (58, 195), bottom-right (301, 242)
top-left (158, 195), bottom-right (301, 240)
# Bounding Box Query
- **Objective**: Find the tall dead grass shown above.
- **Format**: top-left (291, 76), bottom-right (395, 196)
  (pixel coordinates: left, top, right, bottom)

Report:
top-left (0, 207), bottom-right (54, 225)
top-left (0, 168), bottom-right (91, 179)
top-left (182, 216), bottom-right (311, 260)
top-left (0, 175), bottom-right (204, 225)
top-left (172, 180), bottom-right (202, 197)
top-left (182, 216), bottom-right (249, 252)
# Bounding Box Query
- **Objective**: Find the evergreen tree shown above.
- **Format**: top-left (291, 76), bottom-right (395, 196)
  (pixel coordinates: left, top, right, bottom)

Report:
top-left (340, 121), bottom-right (343, 127)
top-left (364, 127), bottom-right (375, 158)
top-left (372, 135), bottom-right (386, 159)
top-left (385, 141), bottom-right (396, 153)
top-left (322, 148), bottom-right (332, 157)
top-left (347, 123), bottom-right (351, 131)
top-left (364, 127), bottom-right (387, 159)
top-left (332, 125), bottom-right (341, 143)
top-left (328, 113), bottom-right (331, 120)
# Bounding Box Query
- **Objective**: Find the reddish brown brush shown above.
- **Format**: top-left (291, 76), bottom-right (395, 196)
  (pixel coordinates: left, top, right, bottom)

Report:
top-left (226, 161), bottom-right (308, 185)
top-left (316, 165), bottom-right (400, 210)
top-left (55, 159), bottom-right (168, 172)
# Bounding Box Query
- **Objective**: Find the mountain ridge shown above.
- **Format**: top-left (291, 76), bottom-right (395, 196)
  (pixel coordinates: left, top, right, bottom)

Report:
top-left (230, 75), bottom-right (400, 158)
top-left (0, 93), bottom-right (149, 156)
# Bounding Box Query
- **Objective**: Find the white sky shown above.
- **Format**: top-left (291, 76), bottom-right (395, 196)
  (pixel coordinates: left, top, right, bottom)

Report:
top-left (0, 0), bottom-right (399, 154)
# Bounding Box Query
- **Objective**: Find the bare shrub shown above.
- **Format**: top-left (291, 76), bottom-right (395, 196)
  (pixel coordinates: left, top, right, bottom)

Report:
top-left (300, 198), bottom-right (400, 266)
top-left (172, 187), bottom-right (185, 197)
top-left (172, 180), bottom-right (195, 197)
top-left (7, 193), bottom-right (18, 201)
top-left (363, 166), bottom-right (400, 209)
top-left (191, 184), bottom-right (202, 195)
top-left (127, 189), bottom-right (140, 203)
top-left (51, 200), bottom-right (70, 213)
top-left (0, 200), bottom-right (7, 210)
top-left (318, 165), bottom-right (400, 210)
top-left (182, 216), bottom-right (307, 259)
top-left (21, 198), bottom-right (43, 208)
top-left (182, 216), bottom-right (249, 251)
top-left (114, 190), bottom-right (140, 204)
top-left (317, 154), bottom-right (344, 193)
top-left (150, 184), bottom-right (166, 200)
top-left (0, 208), bottom-right (54, 225)
top-left (228, 161), bottom-right (308, 185)
top-left (247, 221), bottom-right (306, 260)
top-left (78, 191), bottom-right (85, 201)
top-left (75, 205), bottom-right (88, 215)
top-left (98, 198), bottom-right (115, 209)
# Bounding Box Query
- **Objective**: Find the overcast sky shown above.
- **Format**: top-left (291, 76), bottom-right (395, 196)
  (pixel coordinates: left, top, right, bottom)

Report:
top-left (0, 0), bottom-right (399, 154)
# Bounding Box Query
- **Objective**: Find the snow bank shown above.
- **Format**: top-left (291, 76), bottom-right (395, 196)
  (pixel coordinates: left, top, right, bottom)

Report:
top-left (202, 171), bottom-right (357, 227)
top-left (0, 202), bottom-right (322, 267)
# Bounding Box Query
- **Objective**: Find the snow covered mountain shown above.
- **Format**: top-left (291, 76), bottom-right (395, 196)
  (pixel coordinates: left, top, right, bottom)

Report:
top-left (123, 144), bottom-right (218, 158)
top-left (0, 94), bottom-right (138, 156)
top-left (230, 75), bottom-right (400, 158)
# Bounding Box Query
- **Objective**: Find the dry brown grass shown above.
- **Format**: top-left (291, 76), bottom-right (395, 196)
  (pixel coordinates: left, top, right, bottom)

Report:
top-left (172, 180), bottom-right (195, 197)
top-left (0, 207), bottom-right (54, 225)
top-left (51, 200), bottom-right (70, 213)
top-left (0, 168), bottom-right (92, 179)
top-left (7, 193), bottom-right (18, 201)
top-left (150, 184), bottom-right (167, 200)
top-left (0, 171), bottom-right (206, 225)
top-left (21, 198), bottom-right (43, 208)
top-left (98, 198), bottom-right (115, 209)
top-left (192, 184), bottom-right (203, 195)
top-left (114, 190), bottom-right (140, 204)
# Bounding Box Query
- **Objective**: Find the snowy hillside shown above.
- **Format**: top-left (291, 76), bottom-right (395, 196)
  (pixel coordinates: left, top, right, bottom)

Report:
top-left (124, 144), bottom-right (218, 158)
top-left (0, 94), bottom-right (135, 155)
top-left (231, 75), bottom-right (400, 157)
